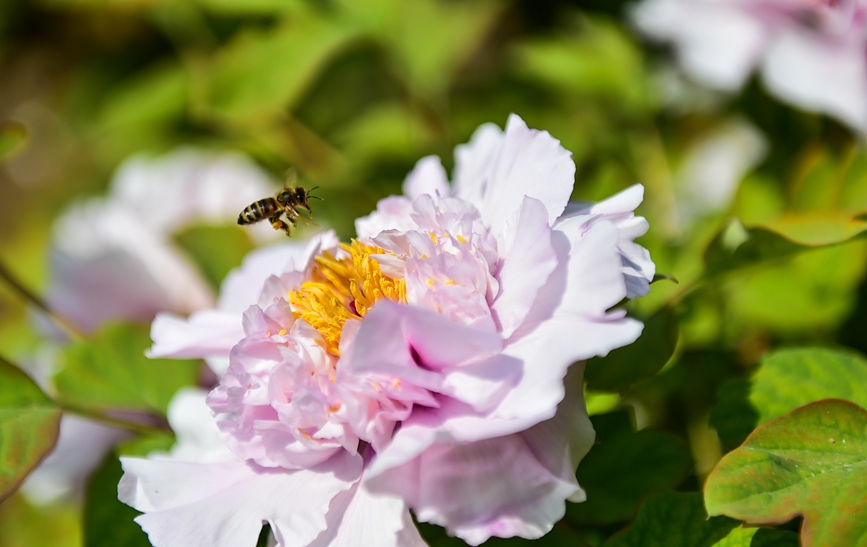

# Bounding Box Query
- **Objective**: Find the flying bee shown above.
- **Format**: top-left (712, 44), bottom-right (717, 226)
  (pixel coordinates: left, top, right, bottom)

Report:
top-left (237, 168), bottom-right (322, 236)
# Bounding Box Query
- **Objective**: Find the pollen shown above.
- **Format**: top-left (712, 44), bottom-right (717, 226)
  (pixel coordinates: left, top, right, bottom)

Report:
top-left (288, 240), bottom-right (406, 356)
top-left (456, 234), bottom-right (467, 244)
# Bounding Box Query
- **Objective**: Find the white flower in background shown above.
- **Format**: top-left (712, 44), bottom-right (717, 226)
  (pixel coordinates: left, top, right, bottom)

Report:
top-left (21, 149), bottom-right (279, 505)
top-left (675, 118), bottom-right (767, 228)
top-left (48, 148), bottom-right (279, 334)
top-left (632, 0), bottom-right (867, 132)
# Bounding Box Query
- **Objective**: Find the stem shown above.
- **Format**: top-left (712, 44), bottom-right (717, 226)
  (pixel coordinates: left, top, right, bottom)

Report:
top-left (0, 259), bottom-right (86, 340)
top-left (58, 401), bottom-right (171, 436)
top-left (0, 354), bottom-right (168, 436)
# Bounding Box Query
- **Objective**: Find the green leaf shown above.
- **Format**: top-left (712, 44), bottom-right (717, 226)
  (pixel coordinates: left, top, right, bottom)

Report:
top-left (704, 218), bottom-right (867, 277)
top-left (189, 0), bottom-right (299, 15)
top-left (95, 61), bottom-right (188, 132)
top-left (711, 527), bottom-right (799, 547)
top-left (567, 411), bottom-right (693, 526)
top-left (605, 492), bottom-right (739, 547)
top-left (332, 0), bottom-right (503, 101)
top-left (54, 323), bottom-right (200, 414)
top-left (749, 348), bottom-right (867, 422)
top-left (710, 348), bottom-right (867, 448)
top-left (0, 493), bottom-right (81, 547)
top-left (83, 452), bottom-right (150, 547)
top-left (709, 380), bottom-right (759, 450)
top-left (585, 307), bottom-right (678, 391)
top-left (384, 0), bottom-right (503, 100)
top-left (705, 399), bottom-right (867, 547)
top-left (173, 225), bottom-right (256, 291)
top-left (0, 358), bottom-right (62, 502)
top-left (204, 13), bottom-right (358, 123)
top-left (725, 243), bottom-right (867, 332)
top-left (514, 17), bottom-right (652, 114)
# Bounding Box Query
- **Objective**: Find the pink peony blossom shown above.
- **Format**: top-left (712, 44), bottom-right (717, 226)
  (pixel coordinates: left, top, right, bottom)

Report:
top-left (632, 0), bottom-right (867, 132)
top-left (121, 115), bottom-right (655, 546)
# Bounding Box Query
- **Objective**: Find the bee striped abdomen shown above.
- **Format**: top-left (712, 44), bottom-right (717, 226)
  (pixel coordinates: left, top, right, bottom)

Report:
top-left (238, 198), bottom-right (279, 225)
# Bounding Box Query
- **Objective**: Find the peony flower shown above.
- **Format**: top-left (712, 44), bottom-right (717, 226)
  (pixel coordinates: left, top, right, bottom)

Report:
top-left (22, 149), bottom-right (279, 505)
top-left (632, 0), bottom-right (867, 132)
top-left (121, 115), bottom-right (655, 546)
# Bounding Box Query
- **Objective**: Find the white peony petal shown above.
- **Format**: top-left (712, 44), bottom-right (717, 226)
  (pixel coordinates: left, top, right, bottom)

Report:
top-left (148, 310), bottom-right (243, 363)
top-left (632, 0), bottom-right (767, 90)
top-left (491, 196), bottom-right (558, 338)
top-left (763, 27), bottom-right (867, 132)
top-left (460, 114), bottom-right (575, 236)
top-left (403, 155), bottom-right (450, 200)
top-left (120, 452), bottom-right (362, 547)
top-left (307, 481), bottom-right (427, 547)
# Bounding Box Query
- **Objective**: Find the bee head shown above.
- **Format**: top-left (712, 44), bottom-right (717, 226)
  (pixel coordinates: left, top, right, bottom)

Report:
top-left (295, 187), bottom-right (310, 209)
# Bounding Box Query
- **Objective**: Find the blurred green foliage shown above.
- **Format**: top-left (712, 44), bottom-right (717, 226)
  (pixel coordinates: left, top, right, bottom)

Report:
top-left (2, 0), bottom-right (867, 545)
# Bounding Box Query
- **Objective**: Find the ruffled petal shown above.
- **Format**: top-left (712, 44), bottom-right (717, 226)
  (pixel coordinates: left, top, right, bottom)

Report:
top-left (307, 481), bottom-right (427, 547)
top-left (453, 122), bottom-right (504, 206)
top-left (355, 197), bottom-right (419, 240)
top-left (366, 431), bottom-right (578, 546)
top-left (491, 196), bottom-right (558, 338)
top-left (559, 185), bottom-right (654, 299)
top-left (454, 114), bottom-right (575, 235)
top-left (403, 156), bottom-right (450, 200)
top-left (120, 451), bottom-right (362, 547)
top-left (148, 310), bottom-right (242, 363)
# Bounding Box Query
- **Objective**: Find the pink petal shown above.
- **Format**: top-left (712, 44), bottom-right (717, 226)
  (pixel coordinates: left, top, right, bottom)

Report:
top-left (763, 27), bottom-right (867, 132)
top-left (48, 248), bottom-right (180, 334)
top-left (148, 310), bottom-right (243, 362)
top-left (560, 185), bottom-right (655, 299)
top-left (217, 239), bottom-right (326, 313)
top-left (345, 301), bottom-right (503, 374)
top-left (456, 114), bottom-right (575, 236)
top-left (632, 0), bottom-right (767, 90)
top-left (307, 482), bottom-right (426, 547)
top-left (403, 156), bottom-right (450, 200)
top-left (453, 122), bottom-right (504, 205)
top-left (120, 451), bottom-right (362, 547)
top-left (355, 197), bottom-right (419, 240)
top-left (491, 196), bottom-right (558, 338)
top-left (367, 432), bottom-right (579, 546)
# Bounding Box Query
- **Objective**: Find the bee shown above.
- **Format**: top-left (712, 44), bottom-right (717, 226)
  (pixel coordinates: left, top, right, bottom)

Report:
top-left (237, 168), bottom-right (322, 236)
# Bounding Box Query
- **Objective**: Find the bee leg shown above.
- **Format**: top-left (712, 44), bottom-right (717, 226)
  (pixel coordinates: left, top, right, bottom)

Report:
top-left (270, 216), bottom-right (293, 236)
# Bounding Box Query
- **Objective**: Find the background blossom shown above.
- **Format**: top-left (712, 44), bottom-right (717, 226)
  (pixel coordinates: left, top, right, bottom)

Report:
top-left (632, 0), bottom-right (867, 132)
top-left (19, 149), bottom-right (278, 505)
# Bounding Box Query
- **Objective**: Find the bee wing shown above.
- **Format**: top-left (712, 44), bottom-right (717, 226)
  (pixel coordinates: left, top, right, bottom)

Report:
top-left (283, 167), bottom-right (298, 189)
top-left (297, 213), bottom-right (320, 228)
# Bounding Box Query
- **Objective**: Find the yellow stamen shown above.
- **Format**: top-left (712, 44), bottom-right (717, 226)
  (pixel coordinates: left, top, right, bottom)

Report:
top-left (456, 234), bottom-right (467, 244)
top-left (288, 240), bottom-right (406, 356)
top-left (429, 231), bottom-right (438, 245)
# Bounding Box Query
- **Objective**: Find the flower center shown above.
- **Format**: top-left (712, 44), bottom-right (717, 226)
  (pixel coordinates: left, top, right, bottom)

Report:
top-left (288, 240), bottom-right (406, 356)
